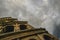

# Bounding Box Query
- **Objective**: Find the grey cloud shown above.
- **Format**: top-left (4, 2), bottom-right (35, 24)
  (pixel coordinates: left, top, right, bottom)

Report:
top-left (0, 0), bottom-right (60, 39)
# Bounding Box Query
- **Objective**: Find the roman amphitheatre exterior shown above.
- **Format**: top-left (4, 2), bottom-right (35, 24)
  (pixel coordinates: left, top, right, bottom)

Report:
top-left (0, 17), bottom-right (58, 40)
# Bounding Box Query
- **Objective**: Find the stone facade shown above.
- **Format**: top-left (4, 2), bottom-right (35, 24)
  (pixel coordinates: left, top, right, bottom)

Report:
top-left (0, 17), bottom-right (58, 40)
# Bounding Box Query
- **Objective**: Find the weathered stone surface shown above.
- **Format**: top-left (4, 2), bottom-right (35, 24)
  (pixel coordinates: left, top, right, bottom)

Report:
top-left (0, 17), bottom-right (58, 40)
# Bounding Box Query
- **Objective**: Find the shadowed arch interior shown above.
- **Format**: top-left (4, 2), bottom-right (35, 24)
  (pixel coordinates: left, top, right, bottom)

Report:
top-left (4, 25), bottom-right (14, 33)
top-left (20, 25), bottom-right (27, 30)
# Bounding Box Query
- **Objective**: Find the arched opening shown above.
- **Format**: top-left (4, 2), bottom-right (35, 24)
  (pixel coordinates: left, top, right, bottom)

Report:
top-left (20, 25), bottom-right (27, 30)
top-left (29, 39), bottom-right (36, 40)
top-left (43, 35), bottom-right (51, 40)
top-left (13, 38), bottom-right (17, 40)
top-left (4, 26), bottom-right (14, 33)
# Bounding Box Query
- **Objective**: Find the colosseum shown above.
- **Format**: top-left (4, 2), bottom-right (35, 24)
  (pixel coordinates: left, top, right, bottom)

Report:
top-left (0, 17), bottom-right (58, 40)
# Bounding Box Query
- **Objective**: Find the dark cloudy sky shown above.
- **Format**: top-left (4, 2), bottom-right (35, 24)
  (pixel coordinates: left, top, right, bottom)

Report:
top-left (0, 0), bottom-right (60, 39)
